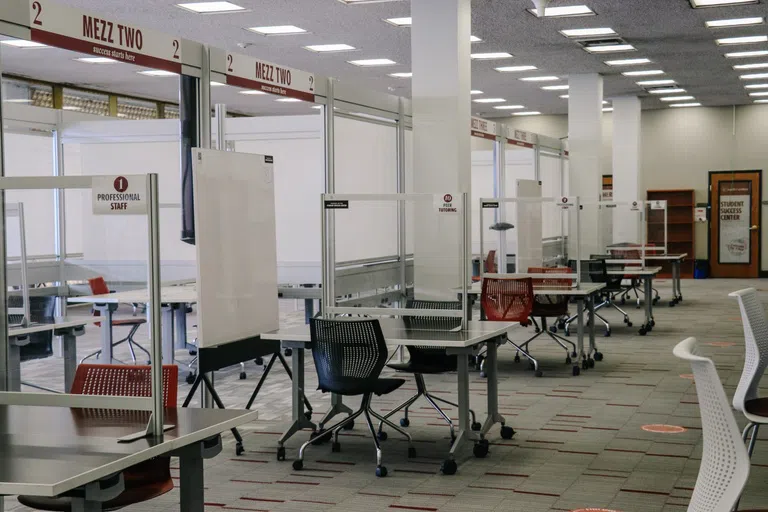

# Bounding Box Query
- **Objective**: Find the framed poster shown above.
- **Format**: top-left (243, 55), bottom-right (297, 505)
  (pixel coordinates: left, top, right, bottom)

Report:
top-left (718, 180), bottom-right (751, 264)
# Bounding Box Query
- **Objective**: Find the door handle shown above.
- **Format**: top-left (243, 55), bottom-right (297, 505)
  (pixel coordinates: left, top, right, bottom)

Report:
top-left (750, 225), bottom-right (759, 231)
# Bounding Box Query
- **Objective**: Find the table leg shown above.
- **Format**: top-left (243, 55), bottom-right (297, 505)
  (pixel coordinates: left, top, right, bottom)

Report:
top-left (161, 305), bottom-right (175, 363)
top-left (99, 306), bottom-right (114, 364)
top-left (179, 447), bottom-right (205, 512)
top-left (278, 345), bottom-right (316, 455)
top-left (482, 340), bottom-right (506, 434)
top-left (575, 299), bottom-right (585, 375)
top-left (587, 295), bottom-right (597, 362)
top-left (8, 341), bottom-right (21, 392)
top-left (304, 299), bottom-right (314, 324)
top-left (640, 277), bottom-right (654, 335)
top-left (174, 304), bottom-right (188, 350)
top-left (676, 261), bottom-right (683, 302)
top-left (62, 331), bottom-right (77, 392)
top-left (448, 351), bottom-right (471, 460)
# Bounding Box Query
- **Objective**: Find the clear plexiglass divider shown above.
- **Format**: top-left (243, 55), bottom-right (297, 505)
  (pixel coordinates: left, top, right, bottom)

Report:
top-left (321, 193), bottom-right (470, 327)
top-left (580, 199), bottom-right (652, 267)
top-left (478, 196), bottom-right (581, 288)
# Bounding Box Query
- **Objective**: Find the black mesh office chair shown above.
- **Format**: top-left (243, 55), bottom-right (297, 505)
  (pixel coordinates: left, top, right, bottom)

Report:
top-left (377, 300), bottom-right (480, 443)
top-left (293, 318), bottom-right (414, 477)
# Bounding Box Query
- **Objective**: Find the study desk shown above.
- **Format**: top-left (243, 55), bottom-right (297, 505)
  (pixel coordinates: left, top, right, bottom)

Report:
top-left (0, 405), bottom-right (257, 511)
top-left (462, 282), bottom-right (605, 373)
top-left (8, 318), bottom-right (92, 393)
top-left (606, 266), bottom-right (662, 335)
top-left (644, 253), bottom-right (687, 306)
top-left (261, 318), bottom-right (517, 474)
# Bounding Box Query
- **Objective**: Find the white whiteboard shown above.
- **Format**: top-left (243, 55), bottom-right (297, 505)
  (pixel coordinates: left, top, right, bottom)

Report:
top-left (192, 149), bottom-right (279, 348)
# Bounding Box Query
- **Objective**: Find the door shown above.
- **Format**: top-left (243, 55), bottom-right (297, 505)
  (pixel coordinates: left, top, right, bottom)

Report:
top-left (709, 170), bottom-right (761, 278)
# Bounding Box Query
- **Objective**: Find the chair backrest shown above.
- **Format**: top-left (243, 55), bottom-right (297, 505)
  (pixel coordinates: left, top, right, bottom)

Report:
top-left (309, 318), bottom-right (388, 393)
top-left (728, 288), bottom-right (768, 412)
top-left (89, 277), bottom-right (111, 295)
top-left (587, 259), bottom-right (609, 284)
top-left (481, 277), bottom-right (534, 322)
top-left (673, 338), bottom-right (750, 512)
top-left (528, 266), bottom-right (572, 287)
top-left (70, 364), bottom-right (178, 407)
top-left (404, 300), bottom-right (461, 366)
top-left (484, 250), bottom-right (498, 274)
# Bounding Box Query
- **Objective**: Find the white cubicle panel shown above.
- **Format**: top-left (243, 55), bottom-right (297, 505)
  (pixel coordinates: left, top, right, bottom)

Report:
top-left (505, 145), bottom-right (535, 198)
top-left (471, 138), bottom-right (495, 255)
top-left (193, 149), bottom-right (279, 348)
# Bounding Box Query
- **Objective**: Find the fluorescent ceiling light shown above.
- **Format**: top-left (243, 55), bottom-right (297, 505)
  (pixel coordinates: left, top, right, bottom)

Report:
top-left (659, 95), bottom-right (695, 101)
top-left (585, 44), bottom-right (636, 53)
top-left (210, 81), bottom-right (225, 87)
top-left (494, 105), bottom-right (525, 110)
top-left (755, 99), bottom-right (768, 103)
top-left (473, 98), bottom-right (506, 103)
top-left (560, 94), bottom-right (569, 98)
top-left (470, 35), bottom-right (483, 42)
top-left (716, 35), bottom-right (768, 46)
top-left (304, 44), bottom-right (355, 52)
top-left (176, 2), bottom-right (245, 13)
top-left (529, 5), bottom-right (595, 17)
top-left (471, 90), bottom-right (484, 95)
top-left (734, 62), bottom-right (768, 69)
top-left (312, 105), bottom-right (323, 109)
top-left (623, 69), bottom-right (664, 76)
top-left (649, 87), bottom-right (687, 94)
top-left (0, 39), bottom-right (47, 48)
top-left (3, 99), bottom-right (32, 103)
top-left (385, 17), bottom-right (411, 26)
top-left (605, 58), bottom-right (652, 66)
top-left (637, 79), bottom-right (676, 86)
top-left (75, 57), bottom-right (117, 64)
top-left (239, 90), bottom-right (267, 95)
top-left (602, 100), bottom-right (610, 104)
top-left (513, 111), bottom-right (541, 116)
top-left (749, 91), bottom-right (768, 96)
top-left (690, 0), bottom-right (757, 7)
top-left (348, 58), bottom-right (396, 66)
top-left (560, 27), bottom-right (616, 38)
top-left (706, 17), bottom-right (764, 28)
top-left (603, 107), bottom-right (614, 112)
top-left (745, 83), bottom-right (768, 88)
top-left (520, 76), bottom-right (560, 81)
top-left (726, 50), bottom-right (768, 58)
top-left (495, 65), bottom-right (538, 72)
top-left (276, 98), bottom-right (302, 102)
top-left (137, 70), bottom-right (178, 77)
top-left (741, 72), bottom-right (768, 79)
top-left (389, 72), bottom-right (412, 78)
top-left (248, 25), bottom-right (307, 35)
top-left (670, 102), bottom-right (702, 107)
top-left (471, 52), bottom-right (513, 60)
top-left (542, 84), bottom-right (569, 90)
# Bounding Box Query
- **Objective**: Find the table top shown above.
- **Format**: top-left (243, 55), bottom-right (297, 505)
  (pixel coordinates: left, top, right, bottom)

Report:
top-left (606, 266), bottom-right (663, 277)
top-left (642, 253), bottom-right (688, 261)
top-left (0, 405), bottom-right (257, 497)
top-left (69, 285), bottom-right (197, 305)
top-left (465, 282), bottom-right (605, 297)
top-left (261, 317), bottom-right (517, 348)
top-left (9, 318), bottom-right (94, 337)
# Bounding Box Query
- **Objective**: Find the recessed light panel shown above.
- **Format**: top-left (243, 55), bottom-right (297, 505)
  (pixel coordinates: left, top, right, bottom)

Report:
top-left (690, 0), bottom-right (757, 7)
top-left (304, 44), bottom-right (356, 52)
top-left (470, 35), bottom-right (483, 42)
top-left (138, 70), bottom-right (178, 77)
top-left (741, 72), bottom-right (768, 79)
top-left (542, 84), bottom-right (570, 90)
top-left (734, 62), bottom-right (768, 69)
top-left (669, 102), bottom-right (702, 107)
top-left (473, 98), bottom-right (506, 103)
top-left (276, 98), bottom-right (303, 102)
top-left (755, 99), bottom-right (768, 103)
top-left (623, 69), bottom-right (665, 76)
top-left (749, 91), bottom-right (768, 96)
top-left (560, 94), bottom-right (570, 98)
top-left (389, 72), bottom-right (412, 78)
top-left (529, 5), bottom-right (595, 17)
top-left (660, 95), bottom-right (695, 101)
top-left (76, 57), bottom-right (117, 64)
top-left (725, 50), bottom-right (768, 58)
top-left (649, 87), bottom-right (687, 94)
top-left (637, 79), bottom-right (676, 86)
top-left (494, 105), bottom-right (525, 110)
top-left (471, 52), bottom-right (513, 60)
top-left (745, 83), bottom-right (768, 88)
top-left (513, 111), bottom-right (541, 116)
top-left (385, 17), bottom-right (411, 26)
top-left (585, 44), bottom-right (636, 53)
top-left (561, 27), bottom-right (616, 38)
top-left (0, 39), bottom-right (47, 48)
top-left (706, 17), bottom-right (764, 28)
top-left (605, 58), bottom-right (652, 66)
top-left (495, 65), bottom-right (538, 72)
top-left (716, 35), bottom-right (768, 46)
top-left (239, 90), bottom-right (267, 95)
top-left (248, 25), bottom-right (307, 35)
top-left (471, 90), bottom-right (484, 95)
top-left (348, 58), bottom-right (396, 66)
top-left (603, 107), bottom-right (614, 112)
top-left (520, 76), bottom-right (560, 81)
top-left (176, 2), bottom-right (245, 13)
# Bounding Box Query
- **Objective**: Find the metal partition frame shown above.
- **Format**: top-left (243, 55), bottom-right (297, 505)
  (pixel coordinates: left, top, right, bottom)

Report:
top-left (583, 199), bottom-right (649, 265)
top-left (322, 192), bottom-right (469, 327)
top-left (479, 196), bottom-right (581, 285)
top-left (5, 203), bottom-right (29, 324)
top-left (0, 174), bottom-right (166, 440)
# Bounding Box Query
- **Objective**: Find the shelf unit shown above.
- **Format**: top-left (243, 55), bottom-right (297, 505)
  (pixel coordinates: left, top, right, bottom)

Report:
top-left (647, 189), bottom-right (695, 278)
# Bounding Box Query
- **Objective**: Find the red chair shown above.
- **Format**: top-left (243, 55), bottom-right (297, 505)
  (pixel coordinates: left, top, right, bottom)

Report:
top-left (524, 267), bottom-right (576, 368)
top-left (473, 250), bottom-right (497, 282)
top-left (481, 277), bottom-right (542, 376)
top-left (18, 364), bottom-right (178, 511)
top-left (81, 277), bottom-right (149, 364)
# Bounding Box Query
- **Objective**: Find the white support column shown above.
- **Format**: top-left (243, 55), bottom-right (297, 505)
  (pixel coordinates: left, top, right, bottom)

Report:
top-left (612, 96), bottom-right (642, 243)
top-left (411, 0), bottom-right (472, 298)
top-left (568, 73), bottom-right (603, 257)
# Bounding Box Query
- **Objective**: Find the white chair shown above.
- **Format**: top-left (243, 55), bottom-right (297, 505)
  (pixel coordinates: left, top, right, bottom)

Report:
top-left (673, 338), bottom-right (761, 512)
top-left (729, 288), bottom-right (768, 458)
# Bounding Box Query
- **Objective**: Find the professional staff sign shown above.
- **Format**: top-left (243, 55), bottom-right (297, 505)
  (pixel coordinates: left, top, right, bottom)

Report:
top-left (28, 0), bottom-right (182, 72)
top-left (226, 52), bottom-right (315, 101)
top-left (92, 175), bottom-right (148, 215)
top-left (719, 181), bottom-right (751, 264)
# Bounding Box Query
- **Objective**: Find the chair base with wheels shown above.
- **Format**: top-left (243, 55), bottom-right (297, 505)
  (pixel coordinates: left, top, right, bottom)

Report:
top-left (80, 318), bottom-right (149, 364)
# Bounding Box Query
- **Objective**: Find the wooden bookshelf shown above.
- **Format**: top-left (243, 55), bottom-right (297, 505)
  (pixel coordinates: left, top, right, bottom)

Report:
top-left (647, 189), bottom-right (695, 279)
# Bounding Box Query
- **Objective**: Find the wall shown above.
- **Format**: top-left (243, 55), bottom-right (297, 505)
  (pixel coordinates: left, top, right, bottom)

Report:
top-left (501, 104), bottom-right (768, 270)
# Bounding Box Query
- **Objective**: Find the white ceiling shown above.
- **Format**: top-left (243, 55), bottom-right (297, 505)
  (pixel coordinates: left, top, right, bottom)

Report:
top-left (2, 0), bottom-right (767, 118)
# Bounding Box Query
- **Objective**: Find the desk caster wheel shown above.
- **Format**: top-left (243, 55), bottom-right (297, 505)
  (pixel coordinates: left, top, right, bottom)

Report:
top-left (376, 466), bottom-right (388, 478)
top-left (639, 327), bottom-right (647, 336)
top-left (441, 459), bottom-right (457, 475)
top-left (588, 358), bottom-right (595, 369)
top-left (236, 442), bottom-right (244, 455)
top-left (501, 425), bottom-right (515, 439)
top-left (571, 351), bottom-right (578, 358)
top-left (480, 371), bottom-right (487, 378)
top-left (669, 301), bottom-right (676, 307)
top-left (582, 360), bottom-right (588, 370)
top-left (678, 295), bottom-right (683, 302)
top-left (255, 357), bottom-right (264, 366)
top-left (594, 352), bottom-right (604, 362)
top-left (400, 418), bottom-right (410, 427)
top-left (343, 420), bottom-right (354, 430)
top-left (650, 319), bottom-right (656, 327)
top-left (626, 322), bottom-right (633, 327)
top-left (277, 446), bottom-right (286, 461)
top-left (378, 431), bottom-right (388, 441)
top-left (185, 372), bottom-right (196, 385)
top-left (284, 348), bottom-right (293, 357)
top-left (549, 326), bottom-right (558, 333)
top-left (557, 320), bottom-right (566, 330)
top-left (472, 421), bottom-right (482, 431)
top-left (604, 331), bottom-right (611, 337)
top-left (239, 372), bottom-right (247, 380)
top-left (473, 440), bottom-right (489, 458)
top-left (332, 442), bottom-right (341, 453)
top-left (292, 460), bottom-right (303, 471)
top-left (408, 446), bottom-right (417, 458)
top-left (620, 298), bottom-right (626, 305)
top-left (310, 430), bottom-right (327, 445)
top-left (653, 298), bottom-right (659, 305)
top-left (572, 366), bottom-right (581, 376)
top-left (566, 356), bottom-right (572, 364)
top-left (514, 354), bottom-right (521, 363)
top-left (535, 370), bottom-right (543, 377)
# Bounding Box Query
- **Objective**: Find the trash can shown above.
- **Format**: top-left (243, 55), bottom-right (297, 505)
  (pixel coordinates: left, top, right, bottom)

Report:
top-left (694, 259), bottom-right (709, 279)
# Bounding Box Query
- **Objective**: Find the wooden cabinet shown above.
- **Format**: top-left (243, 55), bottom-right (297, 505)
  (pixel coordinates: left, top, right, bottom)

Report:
top-left (647, 189), bottom-right (695, 279)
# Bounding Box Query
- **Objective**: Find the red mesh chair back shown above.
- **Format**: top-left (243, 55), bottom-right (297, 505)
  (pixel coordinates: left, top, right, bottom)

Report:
top-left (70, 364), bottom-right (178, 407)
top-left (473, 250), bottom-right (498, 282)
top-left (88, 276), bottom-right (111, 295)
top-left (529, 267), bottom-right (572, 317)
top-left (481, 277), bottom-right (534, 324)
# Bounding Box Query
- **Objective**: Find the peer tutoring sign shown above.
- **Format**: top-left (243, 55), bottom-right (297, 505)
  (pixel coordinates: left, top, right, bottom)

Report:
top-left (92, 175), bottom-right (148, 215)
top-left (719, 181), bottom-right (751, 264)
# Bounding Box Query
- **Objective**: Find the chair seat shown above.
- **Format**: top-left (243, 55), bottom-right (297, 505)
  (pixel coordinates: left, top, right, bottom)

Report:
top-left (744, 397), bottom-right (768, 419)
top-left (93, 318), bottom-right (147, 328)
top-left (17, 477), bottom-right (173, 511)
top-left (388, 361), bottom-right (455, 374)
top-left (321, 378), bottom-right (405, 397)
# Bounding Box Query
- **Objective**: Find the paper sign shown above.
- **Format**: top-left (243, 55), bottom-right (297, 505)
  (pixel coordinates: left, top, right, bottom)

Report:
top-left (482, 201), bottom-right (500, 209)
top-left (650, 200), bottom-right (666, 210)
top-left (324, 200), bottom-right (348, 209)
top-left (630, 201), bottom-right (641, 211)
top-left (436, 193), bottom-right (459, 214)
top-left (226, 52), bottom-right (315, 101)
top-left (695, 207), bottom-right (707, 222)
top-left (29, 0), bottom-right (182, 72)
top-left (557, 196), bottom-right (575, 209)
top-left (92, 175), bottom-right (148, 215)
